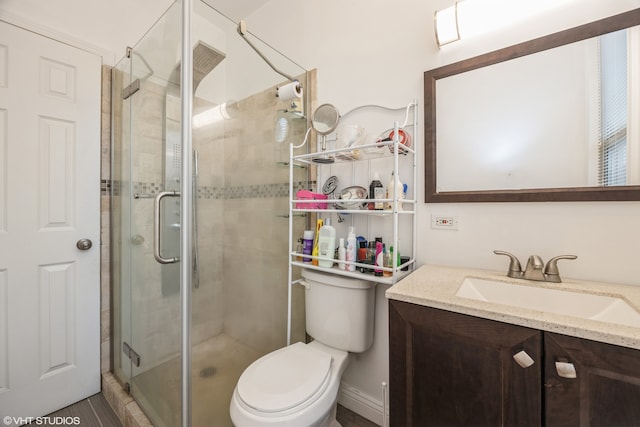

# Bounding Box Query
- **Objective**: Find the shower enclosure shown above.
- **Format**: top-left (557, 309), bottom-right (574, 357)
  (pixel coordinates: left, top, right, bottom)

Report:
top-left (111, 2), bottom-right (309, 425)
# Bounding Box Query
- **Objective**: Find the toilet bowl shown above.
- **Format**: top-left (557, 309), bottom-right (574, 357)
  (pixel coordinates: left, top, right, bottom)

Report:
top-left (230, 341), bottom-right (348, 427)
top-left (230, 269), bottom-right (375, 427)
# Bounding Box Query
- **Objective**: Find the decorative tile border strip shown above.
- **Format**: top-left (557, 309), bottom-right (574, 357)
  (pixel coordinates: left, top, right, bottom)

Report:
top-left (107, 180), bottom-right (315, 200)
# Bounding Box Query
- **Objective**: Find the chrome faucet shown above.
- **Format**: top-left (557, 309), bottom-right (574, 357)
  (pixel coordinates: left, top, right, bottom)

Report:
top-left (493, 250), bottom-right (577, 283)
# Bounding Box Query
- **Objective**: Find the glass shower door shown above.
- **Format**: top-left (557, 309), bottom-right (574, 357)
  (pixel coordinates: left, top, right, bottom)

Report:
top-left (112, 3), bottom-right (184, 426)
top-left (129, 5), bottom-right (183, 426)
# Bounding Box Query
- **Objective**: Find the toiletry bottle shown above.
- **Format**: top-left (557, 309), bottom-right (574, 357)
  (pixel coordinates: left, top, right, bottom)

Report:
top-left (383, 245), bottom-right (393, 277)
top-left (357, 241), bottom-right (368, 263)
top-left (318, 218), bottom-right (336, 268)
top-left (369, 173), bottom-right (384, 210)
top-left (346, 227), bottom-right (357, 272)
top-left (367, 241), bottom-right (376, 271)
top-left (386, 172), bottom-right (404, 210)
top-left (374, 240), bottom-right (384, 276)
top-left (311, 219), bottom-right (323, 266)
top-left (338, 238), bottom-right (346, 270)
top-left (302, 230), bottom-right (314, 262)
top-left (389, 245), bottom-right (401, 271)
top-left (386, 172), bottom-right (395, 210)
top-left (402, 183), bottom-right (408, 210)
top-left (296, 238), bottom-right (303, 261)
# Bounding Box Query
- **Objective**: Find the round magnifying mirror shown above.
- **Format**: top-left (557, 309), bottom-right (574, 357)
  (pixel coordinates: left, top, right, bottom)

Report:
top-left (311, 104), bottom-right (340, 163)
top-left (312, 103), bottom-right (340, 135)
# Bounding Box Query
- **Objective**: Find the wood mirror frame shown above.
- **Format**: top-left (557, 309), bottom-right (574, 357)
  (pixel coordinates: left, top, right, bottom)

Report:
top-left (425, 8), bottom-right (640, 203)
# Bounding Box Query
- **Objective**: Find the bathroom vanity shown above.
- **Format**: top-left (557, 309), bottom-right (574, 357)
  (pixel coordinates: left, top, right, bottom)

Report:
top-left (386, 265), bottom-right (640, 427)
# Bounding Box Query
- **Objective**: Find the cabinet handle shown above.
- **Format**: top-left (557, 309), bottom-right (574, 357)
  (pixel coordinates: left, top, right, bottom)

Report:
top-left (555, 358), bottom-right (577, 379)
top-left (513, 350), bottom-right (535, 368)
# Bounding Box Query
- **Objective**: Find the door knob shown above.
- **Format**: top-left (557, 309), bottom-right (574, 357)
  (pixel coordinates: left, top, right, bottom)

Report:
top-left (76, 239), bottom-right (93, 251)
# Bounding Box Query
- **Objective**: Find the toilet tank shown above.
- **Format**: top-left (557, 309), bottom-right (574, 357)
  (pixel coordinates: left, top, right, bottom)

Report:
top-left (301, 269), bottom-right (376, 353)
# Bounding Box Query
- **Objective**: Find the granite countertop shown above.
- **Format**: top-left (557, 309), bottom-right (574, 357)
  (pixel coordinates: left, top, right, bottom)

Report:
top-left (386, 264), bottom-right (640, 350)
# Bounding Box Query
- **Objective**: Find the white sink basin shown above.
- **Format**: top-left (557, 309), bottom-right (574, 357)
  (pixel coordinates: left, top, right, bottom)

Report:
top-left (456, 277), bottom-right (640, 328)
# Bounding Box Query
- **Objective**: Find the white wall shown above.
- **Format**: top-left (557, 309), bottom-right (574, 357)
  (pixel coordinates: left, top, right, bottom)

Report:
top-left (247, 0), bottom-right (640, 423)
top-left (0, 0), bottom-right (175, 64)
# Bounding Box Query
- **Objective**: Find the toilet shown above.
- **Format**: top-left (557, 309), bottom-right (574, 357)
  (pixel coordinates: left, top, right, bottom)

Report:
top-left (230, 269), bottom-right (376, 427)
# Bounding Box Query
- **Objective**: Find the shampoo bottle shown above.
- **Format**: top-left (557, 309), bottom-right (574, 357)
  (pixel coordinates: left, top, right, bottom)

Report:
top-left (318, 218), bottom-right (336, 268)
top-left (345, 226), bottom-right (357, 272)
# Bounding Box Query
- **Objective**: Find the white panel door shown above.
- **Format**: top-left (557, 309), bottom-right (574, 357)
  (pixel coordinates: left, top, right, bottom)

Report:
top-left (0, 21), bottom-right (101, 421)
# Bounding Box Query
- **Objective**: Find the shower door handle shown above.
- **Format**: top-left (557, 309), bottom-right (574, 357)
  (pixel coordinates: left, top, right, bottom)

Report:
top-left (154, 191), bottom-right (180, 264)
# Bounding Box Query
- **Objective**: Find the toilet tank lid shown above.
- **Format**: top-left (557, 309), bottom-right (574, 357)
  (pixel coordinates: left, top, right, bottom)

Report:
top-left (237, 342), bottom-right (332, 413)
top-left (302, 268), bottom-right (375, 289)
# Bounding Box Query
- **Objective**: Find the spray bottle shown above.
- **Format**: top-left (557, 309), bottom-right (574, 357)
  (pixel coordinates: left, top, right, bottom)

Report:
top-left (345, 226), bottom-right (357, 272)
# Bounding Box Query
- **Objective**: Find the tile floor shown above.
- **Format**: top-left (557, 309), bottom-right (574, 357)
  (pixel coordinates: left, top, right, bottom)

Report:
top-left (50, 394), bottom-right (377, 427)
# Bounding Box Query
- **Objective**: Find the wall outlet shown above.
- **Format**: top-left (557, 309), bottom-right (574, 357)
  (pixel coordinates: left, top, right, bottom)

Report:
top-left (431, 215), bottom-right (458, 230)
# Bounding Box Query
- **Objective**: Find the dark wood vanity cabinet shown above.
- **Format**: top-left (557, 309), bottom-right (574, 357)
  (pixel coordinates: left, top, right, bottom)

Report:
top-left (389, 300), bottom-right (640, 427)
top-left (389, 300), bottom-right (542, 427)
top-left (544, 332), bottom-right (640, 427)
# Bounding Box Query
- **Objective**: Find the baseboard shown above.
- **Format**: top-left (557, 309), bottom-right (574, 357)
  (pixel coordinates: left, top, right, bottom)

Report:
top-left (338, 381), bottom-right (389, 426)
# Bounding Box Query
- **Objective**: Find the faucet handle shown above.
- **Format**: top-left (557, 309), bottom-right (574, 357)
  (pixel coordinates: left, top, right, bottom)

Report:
top-left (493, 250), bottom-right (523, 278)
top-left (544, 255), bottom-right (577, 280)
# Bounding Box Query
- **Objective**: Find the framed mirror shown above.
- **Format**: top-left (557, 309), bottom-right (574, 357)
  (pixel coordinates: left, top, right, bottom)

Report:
top-left (425, 8), bottom-right (640, 202)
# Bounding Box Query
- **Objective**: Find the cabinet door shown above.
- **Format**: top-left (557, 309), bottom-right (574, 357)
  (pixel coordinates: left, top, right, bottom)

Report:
top-left (544, 332), bottom-right (640, 427)
top-left (389, 301), bottom-right (542, 427)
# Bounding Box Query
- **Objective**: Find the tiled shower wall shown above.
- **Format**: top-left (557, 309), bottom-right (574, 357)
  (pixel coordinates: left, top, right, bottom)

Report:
top-left (220, 72), bottom-right (314, 353)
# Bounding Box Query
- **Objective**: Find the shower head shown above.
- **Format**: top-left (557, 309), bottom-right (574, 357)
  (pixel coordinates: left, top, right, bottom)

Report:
top-left (168, 40), bottom-right (226, 94)
top-left (192, 41), bottom-right (225, 91)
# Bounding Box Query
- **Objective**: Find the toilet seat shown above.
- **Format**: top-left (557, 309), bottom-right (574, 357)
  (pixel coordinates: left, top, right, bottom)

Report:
top-left (237, 342), bottom-right (332, 413)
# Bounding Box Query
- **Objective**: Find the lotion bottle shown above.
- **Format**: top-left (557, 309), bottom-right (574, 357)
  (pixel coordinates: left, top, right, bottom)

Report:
top-left (318, 218), bottom-right (336, 268)
top-left (345, 226), bottom-right (357, 272)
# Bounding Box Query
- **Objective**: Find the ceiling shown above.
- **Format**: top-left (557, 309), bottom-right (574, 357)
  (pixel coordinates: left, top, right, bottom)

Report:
top-left (0, 0), bottom-right (272, 62)
top-left (201, 0), bottom-right (271, 22)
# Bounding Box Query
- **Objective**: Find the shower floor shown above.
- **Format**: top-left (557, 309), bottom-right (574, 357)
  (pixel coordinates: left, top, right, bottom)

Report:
top-left (132, 333), bottom-right (262, 427)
